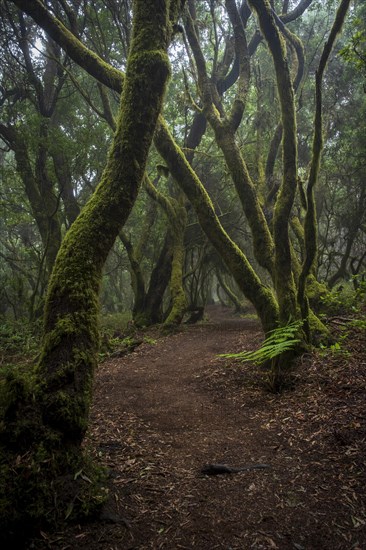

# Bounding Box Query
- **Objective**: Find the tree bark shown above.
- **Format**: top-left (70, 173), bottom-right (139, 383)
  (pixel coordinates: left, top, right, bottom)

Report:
top-left (297, 0), bottom-right (351, 334)
top-left (248, 0), bottom-right (299, 322)
top-left (1, 0), bottom-right (184, 536)
top-left (143, 176), bottom-right (188, 327)
top-left (143, 231), bottom-right (174, 324)
top-left (155, 118), bottom-right (279, 334)
top-left (38, 0), bottom-right (177, 444)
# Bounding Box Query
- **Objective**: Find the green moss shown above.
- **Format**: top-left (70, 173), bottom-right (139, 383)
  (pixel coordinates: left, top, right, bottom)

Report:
top-left (209, 117), bottom-right (275, 278)
top-left (35, 3), bottom-right (173, 440)
top-left (0, 0), bottom-right (193, 542)
top-left (0, 365), bottom-right (42, 449)
top-left (0, 0), bottom-right (181, 541)
top-left (0, 361), bottom-right (108, 544)
top-left (164, 204), bottom-right (188, 327)
top-left (17, 0), bottom-right (124, 93)
top-left (308, 309), bottom-right (331, 345)
top-left (42, 389), bottom-right (91, 437)
top-left (155, 119), bottom-right (280, 334)
top-left (0, 438), bottom-right (108, 545)
top-left (306, 275), bottom-right (329, 310)
top-left (248, 1), bottom-right (299, 323)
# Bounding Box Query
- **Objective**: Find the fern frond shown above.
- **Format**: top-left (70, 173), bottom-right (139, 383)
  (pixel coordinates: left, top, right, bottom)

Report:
top-left (220, 320), bottom-right (303, 365)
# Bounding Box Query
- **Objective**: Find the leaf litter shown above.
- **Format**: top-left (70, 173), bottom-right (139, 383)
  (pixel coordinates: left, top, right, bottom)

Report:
top-left (28, 306), bottom-right (366, 549)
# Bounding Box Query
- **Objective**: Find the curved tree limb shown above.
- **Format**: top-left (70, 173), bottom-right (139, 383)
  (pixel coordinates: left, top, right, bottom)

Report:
top-left (248, 0), bottom-right (298, 321)
top-left (297, 0), bottom-right (352, 335)
top-left (8, 0), bottom-right (125, 92)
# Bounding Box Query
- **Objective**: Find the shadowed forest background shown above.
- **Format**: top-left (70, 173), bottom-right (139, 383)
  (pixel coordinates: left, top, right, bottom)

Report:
top-left (0, 0), bottom-right (365, 547)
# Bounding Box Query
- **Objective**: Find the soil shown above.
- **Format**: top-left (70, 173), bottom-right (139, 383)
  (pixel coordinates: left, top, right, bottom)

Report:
top-left (30, 305), bottom-right (366, 549)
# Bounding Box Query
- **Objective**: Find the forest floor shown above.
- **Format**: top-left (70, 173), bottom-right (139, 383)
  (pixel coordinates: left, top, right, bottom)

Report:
top-left (29, 305), bottom-right (366, 550)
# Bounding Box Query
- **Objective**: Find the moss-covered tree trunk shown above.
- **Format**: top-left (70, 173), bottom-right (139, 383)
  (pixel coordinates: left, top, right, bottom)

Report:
top-left (164, 201), bottom-right (188, 326)
top-left (1, 0), bottom-right (184, 536)
top-left (120, 231), bottom-right (147, 323)
top-left (297, 0), bottom-right (351, 335)
top-left (142, 231), bottom-right (174, 324)
top-left (216, 271), bottom-right (246, 313)
top-left (154, 118), bottom-right (279, 334)
top-left (119, 192), bottom-right (162, 326)
top-left (143, 176), bottom-right (188, 327)
top-left (38, 0), bottom-right (175, 446)
top-left (248, 0), bottom-right (299, 323)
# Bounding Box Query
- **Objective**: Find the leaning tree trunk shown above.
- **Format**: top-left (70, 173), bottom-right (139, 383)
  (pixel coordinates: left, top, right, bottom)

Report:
top-left (154, 118), bottom-right (280, 334)
top-left (39, 1), bottom-right (174, 447)
top-left (0, 0), bottom-right (183, 538)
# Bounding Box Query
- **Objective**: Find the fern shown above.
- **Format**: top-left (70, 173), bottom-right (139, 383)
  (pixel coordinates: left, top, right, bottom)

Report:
top-left (220, 320), bottom-right (303, 366)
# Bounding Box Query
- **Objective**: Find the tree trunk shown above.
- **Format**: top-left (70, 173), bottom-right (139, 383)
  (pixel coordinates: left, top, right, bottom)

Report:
top-left (164, 202), bottom-right (188, 326)
top-left (249, 0), bottom-right (299, 323)
top-left (39, 2), bottom-right (173, 445)
top-left (120, 231), bottom-right (147, 322)
top-left (155, 118), bottom-right (279, 334)
top-left (216, 271), bottom-right (246, 313)
top-left (0, 0), bottom-right (182, 536)
top-left (143, 231), bottom-right (174, 324)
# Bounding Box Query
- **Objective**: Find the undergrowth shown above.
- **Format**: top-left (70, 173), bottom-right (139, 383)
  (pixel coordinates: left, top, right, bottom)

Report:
top-left (0, 319), bottom-right (41, 366)
top-left (320, 277), bottom-right (366, 316)
top-left (221, 320), bottom-right (304, 392)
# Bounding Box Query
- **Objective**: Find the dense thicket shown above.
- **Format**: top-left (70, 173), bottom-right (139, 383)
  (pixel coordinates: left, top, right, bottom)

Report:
top-left (1, 1), bottom-right (365, 325)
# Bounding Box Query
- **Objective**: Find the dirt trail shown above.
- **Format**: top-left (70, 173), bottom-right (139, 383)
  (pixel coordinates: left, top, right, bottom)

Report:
top-left (87, 307), bottom-right (283, 549)
top-left (94, 308), bottom-right (264, 469)
top-left (33, 306), bottom-right (366, 549)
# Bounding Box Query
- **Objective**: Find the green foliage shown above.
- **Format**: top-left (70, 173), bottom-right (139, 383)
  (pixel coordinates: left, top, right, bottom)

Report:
top-left (221, 320), bottom-right (305, 392)
top-left (99, 312), bottom-right (132, 334)
top-left (143, 336), bottom-right (157, 345)
top-left (221, 320), bottom-right (303, 366)
top-left (98, 313), bottom-right (134, 357)
top-left (349, 318), bottom-right (366, 331)
top-left (0, 319), bottom-right (41, 364)
top-left (320, 277), bottom-right (366, 315)
top-left (354, 278), bottom-right (366, 306)
top-left (339, 23), bottom-right (366, 74)
top-left (318, 329), bottom-right (352, 360)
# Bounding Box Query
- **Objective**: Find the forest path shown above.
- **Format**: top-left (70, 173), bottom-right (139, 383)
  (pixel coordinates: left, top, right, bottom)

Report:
top-left (87, 305), bottom-right (285, 549)
top-left (93, 306), bottom-right (264, 472)
top-left (37, 305), bottom-right (366, 549)
top-left (94, 308), bottom-right (260, 462)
